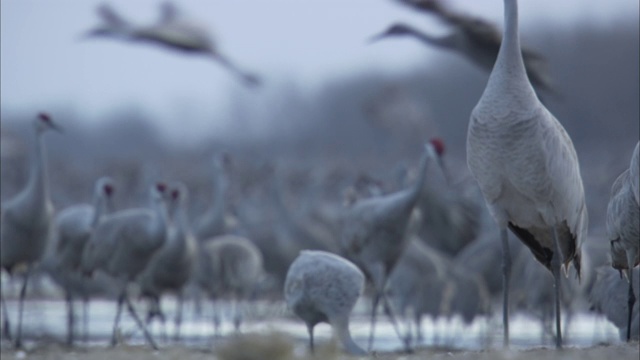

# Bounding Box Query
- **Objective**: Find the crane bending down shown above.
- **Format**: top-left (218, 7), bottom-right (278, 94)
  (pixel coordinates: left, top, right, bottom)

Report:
top-left (285, 250), bottom-right (366, 355)
top-left (137, 182), bottom-right (197, 341)
top-left (84, 2), bottom-right (260, 86)
top-left (371, 0), bottom-right (553, 96)
top-left (340, 143), bottom-right (436, 352)
top-left (606, 144), bottom-right (640, 341)
top-left (80, 182), bottom-right (169, 350)
top-left (1, 113), bottom-right (62, 348)
top-left (466, 0), bottom-right (587, 349)
top-left (44, 176), bottom-right (115, 346)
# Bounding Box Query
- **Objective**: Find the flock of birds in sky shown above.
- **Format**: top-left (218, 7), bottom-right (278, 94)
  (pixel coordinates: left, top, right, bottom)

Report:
top-left (0, 0), bottom-right (639, 356)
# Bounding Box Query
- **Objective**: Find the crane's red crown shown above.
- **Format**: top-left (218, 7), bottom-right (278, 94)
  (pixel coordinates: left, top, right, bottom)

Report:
top-left (430, 137), bottom-right (445, 156)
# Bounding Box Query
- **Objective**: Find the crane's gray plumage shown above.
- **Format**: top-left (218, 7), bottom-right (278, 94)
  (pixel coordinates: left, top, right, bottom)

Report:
top-left (80, 182), bottom-right (169, 349)
top-left (466, 0), bottom-right (586, 348)
top-left (372, 0), bottom-right (553, 96)
top-left (284, 250), bottom-right (366, 355)
top-left (630, 141), bottom-right (639, 206)
top-left (138, 182), bottom-right (197, 341)
top-left (196, 234), bottom-right (264, 332)
top-left (340, 143), bottom-right (436, 351)
top-left (386, 238), bottom-right (451, 346)
top-left (589, 266), bottom-right (640, 341)
top-left (1, 112), bottom-right (62, 348)
top-left (85, 2), bottom-right (260, 86)
top-left (414, 138), bottom-right (484, 256)
top-left (43, 176), bottom-right (115, 346)
top-left (606, 148), bottom-right (640, 341)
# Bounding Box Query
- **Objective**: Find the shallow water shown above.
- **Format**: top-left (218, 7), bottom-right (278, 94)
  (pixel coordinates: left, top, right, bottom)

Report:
top-left (0, 295), bottom-right (622, 353)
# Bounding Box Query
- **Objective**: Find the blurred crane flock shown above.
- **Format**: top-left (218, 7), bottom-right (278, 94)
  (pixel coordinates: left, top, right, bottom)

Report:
top-left (0, 0), bottom-right (639, 357)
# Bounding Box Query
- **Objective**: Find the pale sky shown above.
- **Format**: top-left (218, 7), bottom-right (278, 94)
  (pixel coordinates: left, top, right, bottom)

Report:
top-left (1, 0), bottom-right (638, 140)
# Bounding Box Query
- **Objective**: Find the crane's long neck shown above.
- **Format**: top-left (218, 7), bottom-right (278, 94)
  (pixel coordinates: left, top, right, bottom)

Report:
top-left (210, 169), bottom-right (227, 219)
top-left (485, 0), bottom-right (537, 103)
top-left (408, 150), bottom-right (431, 203)
top-left (26, 130), bottom-right (50, 210)
top-left (406, 27), bottom-right (454, 50)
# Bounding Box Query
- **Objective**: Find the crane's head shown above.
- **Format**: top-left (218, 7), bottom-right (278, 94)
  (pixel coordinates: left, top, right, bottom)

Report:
top-left (426, 137), bottom-right (451, 184)
top-left (81, 4), bottom-right (131, 40)
top-left (35, 112), bottom-right (63, 134)
top-left (368, 23), bottom-right (417, 43)
top-left (151, 182), bottom-right (168, 204)
top-left (95, 176), bottom-right (115, 197)
top-left (166, 182), bottom-right (188, 218)
top-left (429, 137), bottom-right (445, 157)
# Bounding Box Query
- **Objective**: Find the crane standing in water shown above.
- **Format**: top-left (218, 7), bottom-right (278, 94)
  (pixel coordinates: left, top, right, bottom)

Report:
top-left (1, 113), bottom-right (62, 348)
top-left (466, 0), bottom-right (587, 349)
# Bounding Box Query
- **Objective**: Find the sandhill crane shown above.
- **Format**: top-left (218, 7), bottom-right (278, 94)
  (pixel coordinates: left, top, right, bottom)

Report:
top-left (340, 143), bottom-right (436, 351)
top-left (1, 112), bottom-right (62, 348)
top-left (630, 141), bottom-right (639, 205)
top-left (386, 238), bottom-right (451, 346)
top-left (410, 138), bottom-right (484, 256)
top-left (138, 182), bottom-right (197, 342)
top-left (466, 0), bottom-right (587, 348)
top-left (284, 250), bottom-right (366, 355)
top-left (80, 182), bottom-right (169, 349)
top-left (195, 234), bottom-right (264, 334)
top-left (606, 148), bottom-right (640, 341)
top-left (589, 266), bottom-right (640, 341)
top-left (43, 176), bottom-right (115, 346)
top-left (84, 2), bottom-right (260, 86)
top-left (193, 153), bottom-right (234, 241)
top-left (371, 0), bottom-right (553, 96)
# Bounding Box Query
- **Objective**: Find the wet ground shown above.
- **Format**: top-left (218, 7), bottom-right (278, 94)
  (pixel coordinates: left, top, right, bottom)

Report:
top-left (1, 296), bottom-right (633, 358)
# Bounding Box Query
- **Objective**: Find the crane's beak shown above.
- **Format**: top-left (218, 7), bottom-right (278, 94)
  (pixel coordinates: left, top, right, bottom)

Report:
top-left (367, 31), bottom-right (388, 44)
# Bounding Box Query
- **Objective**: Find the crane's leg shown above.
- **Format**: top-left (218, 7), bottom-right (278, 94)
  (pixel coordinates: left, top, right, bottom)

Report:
top-left (550, 227), bottom-right (563, 349)
top-left (111, 291), bottom-right (125, 347)
top-left (500, 229), bottom-right (511, 348)
top-left (626, 250), bottom-right (637, 342)
top-left (367, 292), bottom-right (380, 352)
top-left (382, 294), bottom-right (412, 353)
top-left (124, 295), bottom-right (158, 350)
top-left (307, 324), bottom-right (315, 353)
top-left (1, 291), bottom-right (12, 341)
top-left (173, 293), bottom-right (183, 342)
top-left (65, 292), bottom-right (75, 347)
top-left (14, 267), bottom-right (32, 349)
top-left (82, 298), bottom-right (89, 345)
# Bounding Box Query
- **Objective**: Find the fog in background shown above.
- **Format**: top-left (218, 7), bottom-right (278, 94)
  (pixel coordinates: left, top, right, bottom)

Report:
top-left (1, 0), bottom-right (638, 233)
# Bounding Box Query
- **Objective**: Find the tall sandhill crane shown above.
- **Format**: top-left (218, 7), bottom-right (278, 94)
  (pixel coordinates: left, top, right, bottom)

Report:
top-left (589, 266), bottom-right (639, 341)
top-left (84, 2), bottom-right (260, 86)
top-left (466, 0), bottom-right (587, 348)
top-left (606, 148), bottom-right (640, 341)
top-left (138, 182), bottom-right (197, 341)
top-left (195, 234), bottom-right (264, 334)
top-left (371, 0), bottom-right (553, 96)
top-left (80, 182), bottom-right (169, 349)
top-left (43, 176), bottom-right (115, 346)
top-left (284, 250), bottom-right (366, 355)
top-left (193, 153), bottom-right (235, 241)
top-left (340, 143), bottom-right (436, 351)
top-left (630, 141), bottom-right (639, 205)
top-left (1, 112), bottom-right (62, 348)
